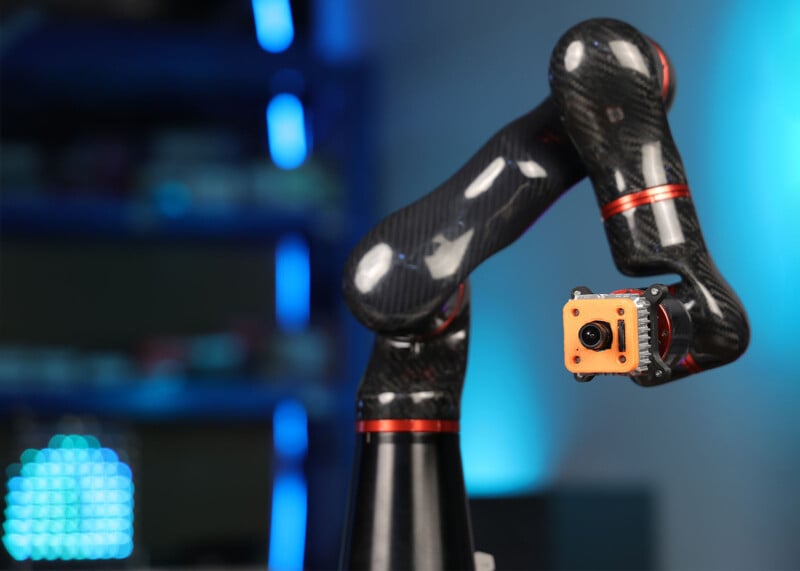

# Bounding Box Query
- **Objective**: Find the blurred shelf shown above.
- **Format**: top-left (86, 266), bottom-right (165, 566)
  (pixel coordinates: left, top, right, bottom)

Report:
top-left (0, 18), bottom-right (361, 110)
top-left (0, 13), bottom-right (372, 424)
top-left (0, 379), bottom-right (339, 420)
top-left (0, 194), bottom-right (339, 241)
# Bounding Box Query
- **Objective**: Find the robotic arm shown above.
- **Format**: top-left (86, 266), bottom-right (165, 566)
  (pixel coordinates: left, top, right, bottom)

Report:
top-left (550, 21), bottom-right (749, 385)
top-left (340, 18), bottom-right (748, 570)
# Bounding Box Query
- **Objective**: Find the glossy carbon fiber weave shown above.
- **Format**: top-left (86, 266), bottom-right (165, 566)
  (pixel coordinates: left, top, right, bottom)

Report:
top-left (549, 19), bottom-right (749, 381)
top-left (357, 287), bottom-right (470, 420)
top-left (346, 100), bottom-right (588, 419)
top-left (350, 22), bottom-right (677, 419)
top-left (341, 19), bottom-right (749, 571)
top-left (549, 19), bottom-right (685, 203)
top-left (342, 97), bottom-right (584, 336)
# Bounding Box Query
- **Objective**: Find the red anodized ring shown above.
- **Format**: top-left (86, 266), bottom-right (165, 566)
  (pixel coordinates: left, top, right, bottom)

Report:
top-left (601, 183), bottom-right (691, 221)
top-left (356, 419), bottom-right (460, 433)
top-left (425, 283), bottom-right (467, 339)
top-left (680, 353), bottom-right (703, 374)
top-left (651, 40), bottom-right (671, 101)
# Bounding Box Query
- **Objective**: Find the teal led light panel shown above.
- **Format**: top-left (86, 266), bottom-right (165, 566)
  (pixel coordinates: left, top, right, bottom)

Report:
top-left (2, 434), bottom-right (134, 561)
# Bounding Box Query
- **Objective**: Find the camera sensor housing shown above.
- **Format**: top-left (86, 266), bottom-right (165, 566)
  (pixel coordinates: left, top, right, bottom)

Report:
top-left (563, 291), bottom-right (650, 376)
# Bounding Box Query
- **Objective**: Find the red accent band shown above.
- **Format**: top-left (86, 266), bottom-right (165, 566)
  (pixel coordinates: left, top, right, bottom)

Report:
top-left (356, 419), bottom-right (460, 433)
top-left (426, 283), bottom-right (466, 338)
top-left (681, 353), bottom-right (703, 374)
top-left (601, 184), bottom-right (691, 221)
top-left (652, 41), bottom-right (670, 101)
top-left (656, 302), bottom-right (673, 361)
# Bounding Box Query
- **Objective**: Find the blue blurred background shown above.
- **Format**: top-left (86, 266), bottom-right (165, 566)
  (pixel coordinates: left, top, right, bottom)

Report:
top-left (1, 0), bottom-right (797, 569)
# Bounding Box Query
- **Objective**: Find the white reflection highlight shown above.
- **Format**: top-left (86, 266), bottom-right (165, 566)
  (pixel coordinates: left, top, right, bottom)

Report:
top-left (465, 157), bottom-right (505, 199)
top-left (388, 337), bottom-right (412, 349)
top-left (614, 169), bottom-right (627, 192)
top-left (652, 200), bottom-right (686, 246)
top-left (518, 160), bottom-right (547, 179)
top-left (564, 40), bottom-right (584, 72)
top-left (447, 330), bottom-right (467, 345)
top-left (696, 280), bottom-right (723, 318)
top-left (371, 446), bottom-right (395, 564)
top-left (424, 229), bottom-right (475, 280)
top-left (410, 391), bottom-right (437, 404)
top-left (641, 140), bottom-right (685, 245)
top-left (641, 141), bottom-right (667, 187)
top-left (622, 209), bottom-right (637, 233)
top-left (609, 40), bottom-right (650, 77)
top-left (354, 242), bottom-right (393, 293)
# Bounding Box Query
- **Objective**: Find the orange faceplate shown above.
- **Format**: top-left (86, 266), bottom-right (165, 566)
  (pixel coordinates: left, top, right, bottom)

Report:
top-left (563, 297), bottom-right (640, 375)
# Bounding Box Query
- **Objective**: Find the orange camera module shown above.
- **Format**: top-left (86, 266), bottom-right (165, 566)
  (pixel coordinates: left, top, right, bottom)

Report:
top-left (563, 293), bottom-right (649, 376)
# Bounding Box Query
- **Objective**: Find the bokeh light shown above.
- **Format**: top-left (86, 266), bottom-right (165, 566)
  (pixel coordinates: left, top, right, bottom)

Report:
top-left (269, 400), bottom-right (307, 571)
top-left (267, 93), bottom-right (309, 170)
top-left (275, 234), bottom-right (311, 333)
top-left (252, 0), bottom-right (294, 54)
top-left (2, 434), bottom-right (134, 561)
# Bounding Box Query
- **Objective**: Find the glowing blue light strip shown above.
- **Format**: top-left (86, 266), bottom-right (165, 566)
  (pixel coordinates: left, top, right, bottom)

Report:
top-left (273, 400), bottom-right (309, 459)
top-left (275, 234), bottom-right (310, 332)
top-left (252, 0), bottom-right (294, 53)
top-left (268, 400), bottom-right (308, 571)
top-left (267, 93), bottom-right (308, 170)
top-left (268, 472), bottom-right (307, 571)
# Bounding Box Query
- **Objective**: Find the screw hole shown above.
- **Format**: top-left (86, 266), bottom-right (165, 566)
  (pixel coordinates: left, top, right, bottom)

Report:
top-left (617, 307), bottom-right (624, 315)
top-left (572, 308), bottom-right (580, 316)
top-left (573, 356), bottom-right (581, 364)
top-left (619, 355), bottom-right (627, 363)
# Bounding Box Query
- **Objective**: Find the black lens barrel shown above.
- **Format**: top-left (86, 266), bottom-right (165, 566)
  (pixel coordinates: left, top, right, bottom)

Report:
top-left (579, 320), bottom-right (612, 351)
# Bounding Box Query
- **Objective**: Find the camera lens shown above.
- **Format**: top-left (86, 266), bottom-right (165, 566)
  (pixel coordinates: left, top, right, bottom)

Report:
top-left (580, 325), bottom-right (602, 347)
top-left (579, 321), bottom-right (612, 350)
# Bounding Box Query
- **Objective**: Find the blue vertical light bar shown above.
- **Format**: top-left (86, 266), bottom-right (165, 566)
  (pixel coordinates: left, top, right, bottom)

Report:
top-left (273, 399), bottom-right (309, 460)
top-left (269, 400), bottom-right (308, 571)
top-left (275, 234), bottom-right (310, 332)
top-left (267, 94), bottom-right (308, 170)
top-left (252, 0), bottom-right (294, 53)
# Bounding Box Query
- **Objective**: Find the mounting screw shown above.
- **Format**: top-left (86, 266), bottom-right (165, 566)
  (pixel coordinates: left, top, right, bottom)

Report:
top-left (655, 369), bottom-right (663, 377)
top-left (650, 287), bottom-right (659, 296)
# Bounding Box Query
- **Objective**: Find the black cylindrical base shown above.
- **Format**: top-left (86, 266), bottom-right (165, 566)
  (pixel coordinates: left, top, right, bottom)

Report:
top-left (340, 431), bottom-right (475, 571)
